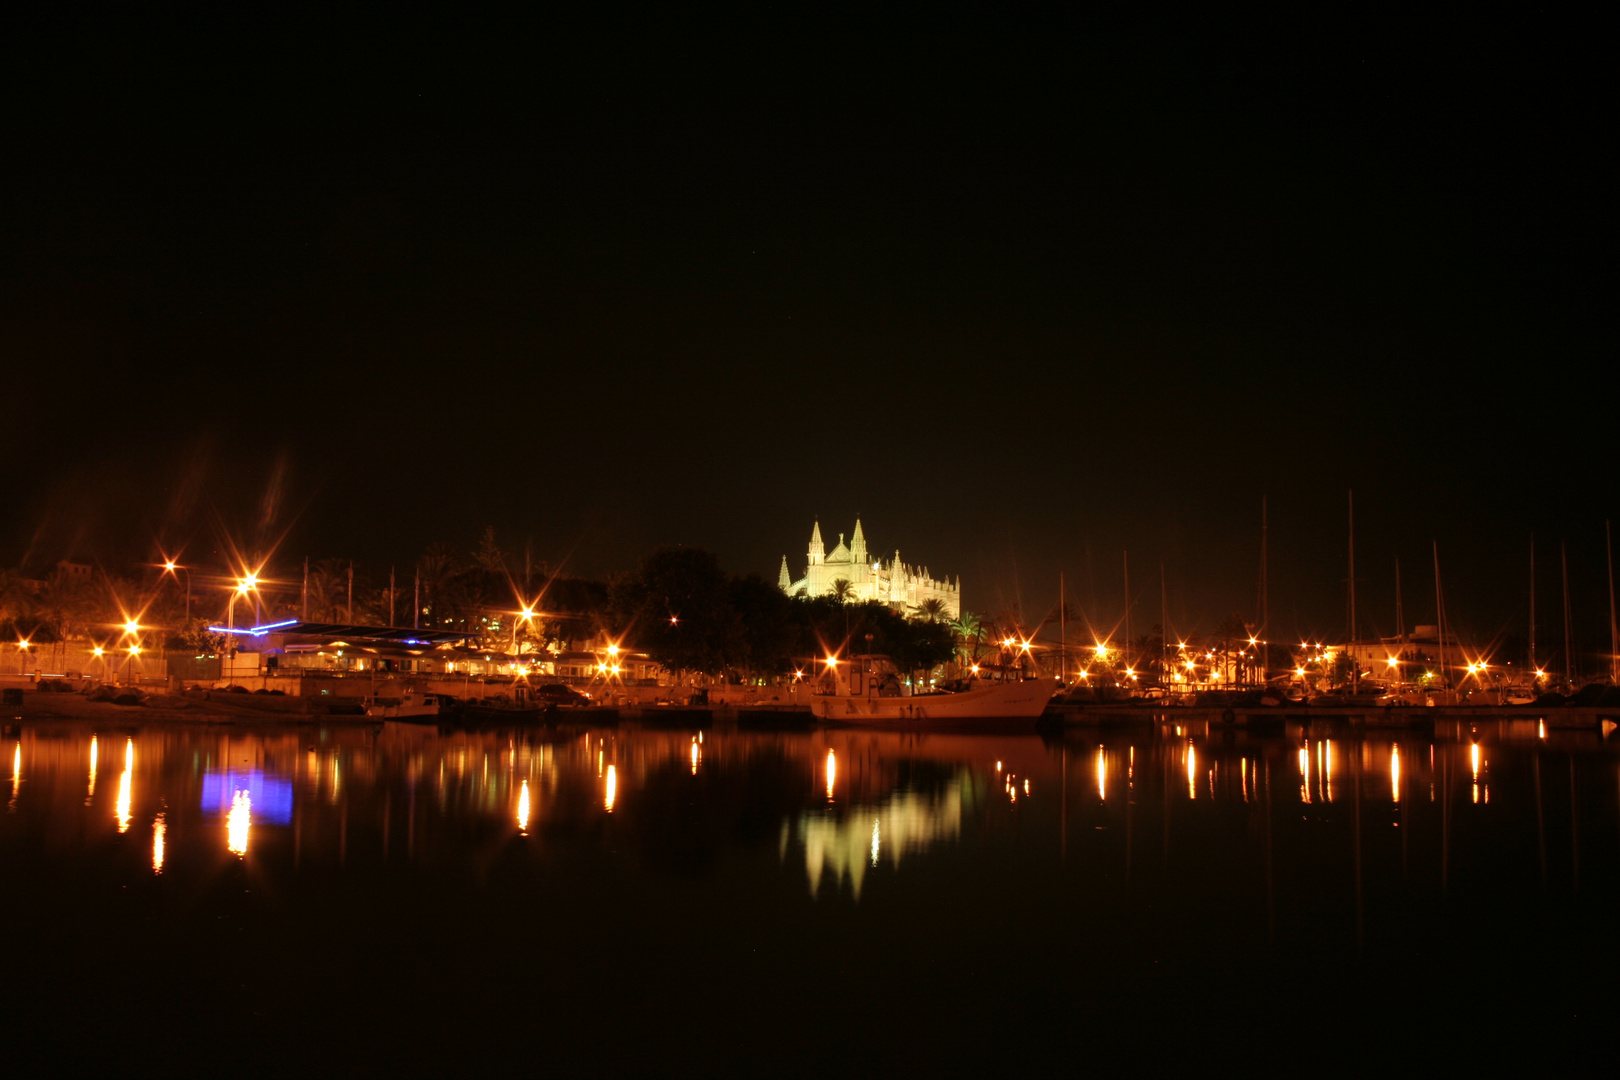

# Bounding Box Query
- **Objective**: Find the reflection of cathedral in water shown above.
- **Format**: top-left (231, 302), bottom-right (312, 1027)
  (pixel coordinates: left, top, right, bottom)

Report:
top-left (785, 773), bottom-right (968, 900)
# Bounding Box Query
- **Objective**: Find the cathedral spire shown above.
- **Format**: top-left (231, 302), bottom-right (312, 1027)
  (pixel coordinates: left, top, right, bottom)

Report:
top-left (778, 556), bottom-right (791, 591)
top-left (851, 518), bottom-right (867, 563)
top-left (808, 520), bottom-right (825, 565)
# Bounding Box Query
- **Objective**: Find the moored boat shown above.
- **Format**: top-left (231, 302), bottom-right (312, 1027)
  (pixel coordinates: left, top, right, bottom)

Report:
top-left (808, 655), bottom-right (1055, 724)
top-left (365, 686), bottom-right (448, 719)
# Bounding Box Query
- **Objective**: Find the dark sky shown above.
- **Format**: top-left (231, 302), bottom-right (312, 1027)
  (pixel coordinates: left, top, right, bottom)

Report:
top-left (5, 10), bottom-right (1613, 655)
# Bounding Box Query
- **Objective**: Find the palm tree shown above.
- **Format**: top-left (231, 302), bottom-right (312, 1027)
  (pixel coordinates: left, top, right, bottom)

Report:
top-left (945, 610), bottom-right (984, 674)
top-left (830, 578), bottom-right (856, 603)
top-left (307, 558), bottom-right (351, 622)
top-left (917, 597), bottom-right (949, 623)
top-left (415, 543), bottom-right (463, 629)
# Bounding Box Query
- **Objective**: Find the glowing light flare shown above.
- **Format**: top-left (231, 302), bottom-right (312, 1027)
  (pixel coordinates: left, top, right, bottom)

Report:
top-left (604, 765), bottom-right (618, 812)
top-left (226, 789), bottom-right (251, 856)
top-left (516, 779), bottom-right (531, 833)
top-left (825, 749), bottom-right (837, 800)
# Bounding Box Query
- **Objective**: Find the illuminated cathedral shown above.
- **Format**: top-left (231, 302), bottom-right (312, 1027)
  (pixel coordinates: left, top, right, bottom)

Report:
top-left (778, 519), bottom-right (961, 620)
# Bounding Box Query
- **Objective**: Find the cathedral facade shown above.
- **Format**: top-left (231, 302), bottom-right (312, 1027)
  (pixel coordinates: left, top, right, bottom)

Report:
top-left (778, 519), bottom-right (961, 620)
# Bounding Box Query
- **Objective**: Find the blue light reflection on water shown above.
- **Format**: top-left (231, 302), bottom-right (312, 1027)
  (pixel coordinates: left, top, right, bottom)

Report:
top-left (199, 769), bottom-right (294, 825)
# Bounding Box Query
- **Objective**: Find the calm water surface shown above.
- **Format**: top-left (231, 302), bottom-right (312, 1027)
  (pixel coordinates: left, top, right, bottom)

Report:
top-left (3, 718), bottom-right (1617, 1070)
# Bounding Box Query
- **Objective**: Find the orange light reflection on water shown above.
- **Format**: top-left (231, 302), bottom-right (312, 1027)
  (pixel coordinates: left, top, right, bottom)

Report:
top-left (152, 813), bottom-right (166, 873)
top-left (115, 745), bottom-right (132, 833)
top-left (604, 765), bottom-right (618, 812)
top-left (1391, 744), bottom-right (1401, 803)
top-left (1186, 743), bottom-right (1196, 800)
top-left (227, 790), bottom-right (251, 855)
top-left (1298, 743), bottom-right (1311, 804)
top-left (825, 749), bottom-right (837, 801)
top-left (517, 779), bottom-right (531, 834)
top-left (1095, 746), bottom-right (1106, 801)
top-left (1323, 741), bottom-right (1335, 803)
top-left (87, 735), bottom-right (98, 801)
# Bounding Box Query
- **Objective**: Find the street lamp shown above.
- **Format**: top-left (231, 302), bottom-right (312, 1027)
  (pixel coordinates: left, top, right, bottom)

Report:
top-left (163, 559), bottom-right (192, 624)
top-left (227, 576), bottom-right (256, 631)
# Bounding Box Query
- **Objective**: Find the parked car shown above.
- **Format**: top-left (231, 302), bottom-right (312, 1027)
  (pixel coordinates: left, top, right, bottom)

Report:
top-left (536, 683), bottom-right (592, 706)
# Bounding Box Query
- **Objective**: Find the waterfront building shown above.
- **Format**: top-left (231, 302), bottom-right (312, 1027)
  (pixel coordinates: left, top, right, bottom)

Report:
top-left (778, 519), bottom-right (961, 620)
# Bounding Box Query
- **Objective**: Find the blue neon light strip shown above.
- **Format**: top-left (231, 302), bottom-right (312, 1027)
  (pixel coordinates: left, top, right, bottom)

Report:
top-left (205, 618), bottom-right (300, 637)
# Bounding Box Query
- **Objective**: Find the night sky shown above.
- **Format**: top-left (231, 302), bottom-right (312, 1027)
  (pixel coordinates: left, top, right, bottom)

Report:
top-left (6, 11), bottom-right (1612, 654)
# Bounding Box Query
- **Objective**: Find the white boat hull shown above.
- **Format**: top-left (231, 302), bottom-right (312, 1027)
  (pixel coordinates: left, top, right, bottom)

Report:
top-left (810, 679), bottom-right (1054, 723)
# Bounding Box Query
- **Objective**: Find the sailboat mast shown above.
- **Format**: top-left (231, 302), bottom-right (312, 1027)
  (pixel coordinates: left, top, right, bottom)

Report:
top-left (1161, 563), bottom-right (1169, 688)
top-left (1433, 541), bottom-right (1445, 692)
top-left (1060, 571), bottom-right (1067, 685)
top-left (1260, 496), bottom-right (1269, 681)
top-left (1348, 490), bottom-right (1357, 691)
top-left (1608, 521), bottom-right (1618, 685)
top-left (1395, 557), bottom-right (1405, 641)
top-left (1122, 550), bottom-right (1131, 672)
top-left (1562, 540), bottom-right (1573, 689)
top-left (1528, 536), bottom-right (1536, 675)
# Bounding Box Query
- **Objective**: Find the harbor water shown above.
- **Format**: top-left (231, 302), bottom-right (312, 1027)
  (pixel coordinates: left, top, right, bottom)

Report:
top-left (2, 717), bottom-right (1616, 1070)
